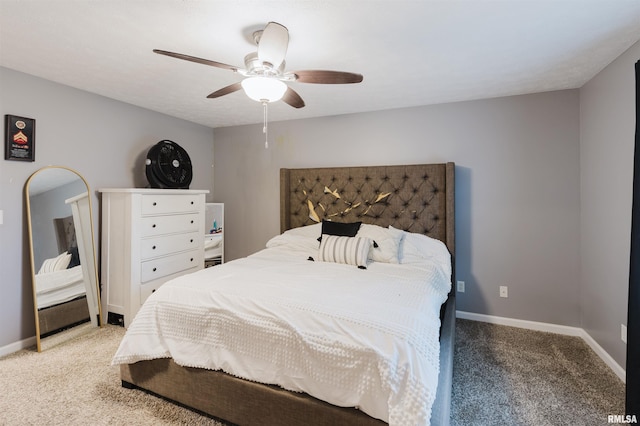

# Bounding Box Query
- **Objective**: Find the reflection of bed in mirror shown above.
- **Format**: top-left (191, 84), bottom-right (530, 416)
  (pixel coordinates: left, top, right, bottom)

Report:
top-left (35, 264), bottom-right (89, 337)
top-left (36, 193), bottom-right (99, 336)
top-left (25, 166), bottom-right (102, 351)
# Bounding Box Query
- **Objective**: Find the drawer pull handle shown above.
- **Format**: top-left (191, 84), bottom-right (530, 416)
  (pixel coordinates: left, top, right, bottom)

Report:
top-left (190, 258), bottom-right (194, 262)
top-left (152, 224), bottom-right (156, 228)
top-left (191, 201), bottom-right (194, 205)
top-left (191, 220), bottom-right (194, 224)
top-left (152, 289), bottom-right (156, 293)
top-left (152, 245), bottom-right (157, 250)
top-left (190, 239), bottom-right (194, 243)
top-left (153, 202), bottom-right (157, 206)
top-left (153, 267), bottom-right (157, 272)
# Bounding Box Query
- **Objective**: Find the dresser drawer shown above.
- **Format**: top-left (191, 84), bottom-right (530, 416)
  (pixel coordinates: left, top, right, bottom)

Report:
top-left (140, 250), bottom-right (202, 283)
top-left (141, 232), bottom-right (201, 260)
top-left (141, 213), bottom-right (200, 237)
top-left (139, 279), bottom-right (164, 306)
top-left (141, 194), bottom-right (203, 215)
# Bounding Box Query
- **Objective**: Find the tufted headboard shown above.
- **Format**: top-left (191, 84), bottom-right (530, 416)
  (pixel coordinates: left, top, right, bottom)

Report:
top-left (280, 163), bottom-right (455, 262)
top-left (54, 215), bottom-right (77, 254)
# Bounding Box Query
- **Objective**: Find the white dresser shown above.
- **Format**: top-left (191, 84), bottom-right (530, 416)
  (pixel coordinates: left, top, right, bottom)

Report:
top-left (99, 188), bottom-right (209, 327)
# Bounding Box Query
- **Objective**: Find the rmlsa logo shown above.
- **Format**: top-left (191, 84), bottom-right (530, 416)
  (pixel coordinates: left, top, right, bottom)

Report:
top-left (609, 414), bottom-right (638, 424)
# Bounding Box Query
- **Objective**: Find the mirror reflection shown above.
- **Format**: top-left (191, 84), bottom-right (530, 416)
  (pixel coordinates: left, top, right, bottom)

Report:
top-left (26, 166), bottom-right (102, 352)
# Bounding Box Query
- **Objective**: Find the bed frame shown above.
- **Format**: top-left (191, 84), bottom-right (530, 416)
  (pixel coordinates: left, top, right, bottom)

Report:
top-left (120, 163), bottom-right (456, 426)
top-left (38, 297), bottom-right (90, 337)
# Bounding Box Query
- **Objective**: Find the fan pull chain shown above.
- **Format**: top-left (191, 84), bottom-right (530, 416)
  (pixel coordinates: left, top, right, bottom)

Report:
top-left (262, 101), bottom-right (269, 149)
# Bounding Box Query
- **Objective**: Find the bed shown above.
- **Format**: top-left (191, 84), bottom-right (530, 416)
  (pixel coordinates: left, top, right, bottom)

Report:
top-left (37, 268), bottom-right (90, 337)
top-left (114, 163), bottom-right (455, 426)
top-left (36, 214), bottom-right (90, 336)
top-left (36, 264), bottom-right (85, 308)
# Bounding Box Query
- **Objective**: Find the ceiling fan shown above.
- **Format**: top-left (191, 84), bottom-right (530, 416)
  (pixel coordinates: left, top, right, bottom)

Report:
top-left (153, 21), bottom-right (363, 109)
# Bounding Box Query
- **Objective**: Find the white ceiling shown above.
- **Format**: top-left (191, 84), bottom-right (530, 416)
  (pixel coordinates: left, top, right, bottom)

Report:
top-left (1, 1), bottom-right (640, 129)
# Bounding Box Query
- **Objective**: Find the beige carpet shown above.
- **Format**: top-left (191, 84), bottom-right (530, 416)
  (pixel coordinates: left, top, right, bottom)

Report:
top-left (0, 325), bottom-right (224, 425)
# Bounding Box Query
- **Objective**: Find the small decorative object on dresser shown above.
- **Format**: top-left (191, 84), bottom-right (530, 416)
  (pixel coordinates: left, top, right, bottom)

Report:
top-left (99, 188), bottom-right (209, 327)
top-left (204, 202), bottom-right (224, 267)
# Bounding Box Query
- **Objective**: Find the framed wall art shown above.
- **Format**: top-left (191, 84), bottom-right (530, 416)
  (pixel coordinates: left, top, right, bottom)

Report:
top-left (5, 114), bottom-right (35, 161)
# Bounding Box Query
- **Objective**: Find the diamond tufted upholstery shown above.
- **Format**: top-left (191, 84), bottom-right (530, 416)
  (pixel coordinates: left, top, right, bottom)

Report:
top-left (280, 163), bottom-right (455, 258)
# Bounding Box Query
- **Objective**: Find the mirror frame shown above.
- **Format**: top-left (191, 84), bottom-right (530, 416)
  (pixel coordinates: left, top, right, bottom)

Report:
top-left (25, 165), bottom-right (103, 352)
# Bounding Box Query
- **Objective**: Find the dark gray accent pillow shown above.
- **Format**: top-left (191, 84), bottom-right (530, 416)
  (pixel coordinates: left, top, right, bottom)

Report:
top-left (67, 246), bottom-right (81, 268)
top-left (321, 220), bottom-right (362, 237)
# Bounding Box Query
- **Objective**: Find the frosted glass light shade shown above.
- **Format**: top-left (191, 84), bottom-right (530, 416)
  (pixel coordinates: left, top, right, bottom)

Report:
top-left (241, 77), bottom-right (287, 103)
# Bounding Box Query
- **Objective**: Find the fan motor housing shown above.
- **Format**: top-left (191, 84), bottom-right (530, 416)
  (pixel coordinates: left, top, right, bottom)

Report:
top-left (145, 140), bottom-right (193, 189)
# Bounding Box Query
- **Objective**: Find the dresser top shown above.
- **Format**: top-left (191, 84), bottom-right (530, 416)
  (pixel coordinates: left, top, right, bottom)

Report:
top-left (98, 188), bottom-right (209, 195)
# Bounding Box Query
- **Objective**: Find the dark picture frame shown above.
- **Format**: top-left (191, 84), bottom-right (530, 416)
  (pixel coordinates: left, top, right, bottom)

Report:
top-left (5, 114), bottom-right (35, 162)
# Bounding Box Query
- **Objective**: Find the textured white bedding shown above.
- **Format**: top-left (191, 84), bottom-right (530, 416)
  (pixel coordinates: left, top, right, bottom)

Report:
top-left (35, 265), bottom-right (85, 309)
top-left (112, 228), bottom-right (451, 425)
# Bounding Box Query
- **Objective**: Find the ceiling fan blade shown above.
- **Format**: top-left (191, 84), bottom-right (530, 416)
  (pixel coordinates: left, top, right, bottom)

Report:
top-left (293, 70), bottom-right (363, 84)
top-left (206, 82), bottom-right (243, 99)
top-left (257, 22), bottom-right (289, 69)
top-left (153, 49), bottom-right (239, 72)
top-left (282, 86), bottom-right (305, 108)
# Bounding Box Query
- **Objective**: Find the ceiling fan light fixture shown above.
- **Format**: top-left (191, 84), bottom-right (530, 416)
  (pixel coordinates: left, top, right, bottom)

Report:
top-left (241, 77), bottom-right (287, 103)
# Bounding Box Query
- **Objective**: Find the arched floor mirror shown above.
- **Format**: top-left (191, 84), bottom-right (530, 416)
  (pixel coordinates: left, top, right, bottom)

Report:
top-left (25, 166), bottom-right (102, 352)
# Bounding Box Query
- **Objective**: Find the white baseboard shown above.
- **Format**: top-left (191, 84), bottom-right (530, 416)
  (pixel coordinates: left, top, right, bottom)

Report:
top-left (456, 310), bottom-right (626, 383)
top-left (578, 328), bottom-right (626, 383)
top-left (0, 336), bottom-right (36, 358)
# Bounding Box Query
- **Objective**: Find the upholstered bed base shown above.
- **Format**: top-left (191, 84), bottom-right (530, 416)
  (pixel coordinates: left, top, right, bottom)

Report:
top-left (38, 296), bottom-right (90, 337)
top-left (120, 163), bottom-right (456, 426)
top-left (121, 360), bottom-right (386, 425)
top-left (121, 293), bottom-right (455, 426)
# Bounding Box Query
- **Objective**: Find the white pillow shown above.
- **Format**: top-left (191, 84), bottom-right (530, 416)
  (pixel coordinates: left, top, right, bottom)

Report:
top-left (38, 252), bottom-right (72, 274)
top-left (356, 224), bottom-right (403, 264)
top-left (265, 223), bottom-right (322, 253)
top-left (391, 225), bottom-right (451, 268)
top-left (281, 223), bottom-right (322, 239)
top-left (318, 235), bottom-right (371, 268)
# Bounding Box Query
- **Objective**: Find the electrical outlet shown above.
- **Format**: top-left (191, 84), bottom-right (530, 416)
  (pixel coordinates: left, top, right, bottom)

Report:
top-left (457, 281), bottom-right (465, 293)
top-left (499, 286), bottom-right (508, 298)
top-left (622, 324), bottom-right (627, 343)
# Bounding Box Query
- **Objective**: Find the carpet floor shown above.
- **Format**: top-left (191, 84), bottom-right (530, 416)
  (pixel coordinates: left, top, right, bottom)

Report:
top-left (0, 319), bottom-right (625, 425)
top-left (0, 325), bottom-right (222, 425)
top-left (451, 319), bottom-right (625, 425)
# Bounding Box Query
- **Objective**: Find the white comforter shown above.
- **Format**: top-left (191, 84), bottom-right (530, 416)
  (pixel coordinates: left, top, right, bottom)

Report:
top-left (35, 265), bottom-right (85, 309)
top-left (112, 231), bottom-right (451, 425)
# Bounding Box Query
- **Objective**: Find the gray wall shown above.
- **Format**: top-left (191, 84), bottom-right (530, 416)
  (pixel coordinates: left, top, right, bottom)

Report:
top-left (580, 41), bottom-right (640, 367)
top-left (214, 90), bottom-right (582, 328)
top-left (0, 67), bottom-right (214, 350)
